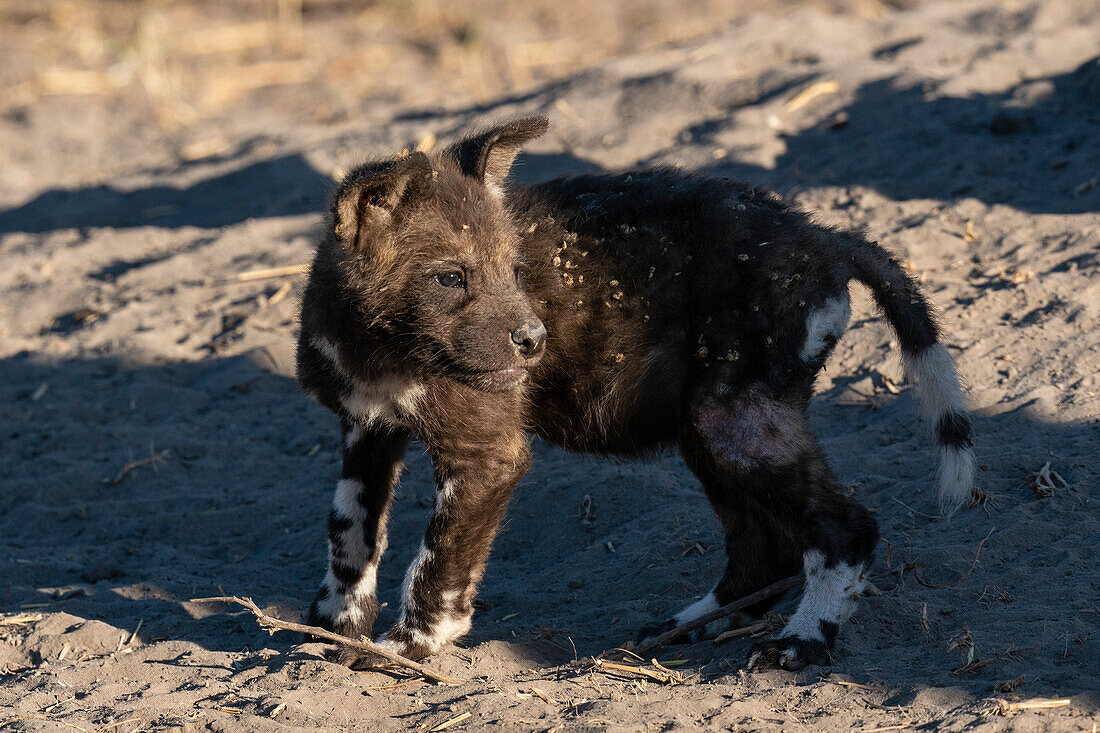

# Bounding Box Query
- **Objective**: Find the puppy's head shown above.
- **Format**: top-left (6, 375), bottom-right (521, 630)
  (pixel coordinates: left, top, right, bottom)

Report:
top-left (331, 116), bottom-right (548, 392)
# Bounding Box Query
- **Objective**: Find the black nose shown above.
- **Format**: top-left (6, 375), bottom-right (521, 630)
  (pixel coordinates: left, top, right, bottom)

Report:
top-left (510, 320), bottom-right (546, 359)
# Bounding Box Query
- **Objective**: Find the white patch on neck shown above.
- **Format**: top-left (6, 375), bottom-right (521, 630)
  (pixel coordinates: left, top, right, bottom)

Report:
top-left (311, 335), bottom-right (425, 427)
top-left (780, 550), bottom-right (865, 642)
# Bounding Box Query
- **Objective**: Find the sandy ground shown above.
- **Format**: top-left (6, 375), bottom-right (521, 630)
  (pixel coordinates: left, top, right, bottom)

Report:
top-left (2, 0), bottom-right (1099, 730)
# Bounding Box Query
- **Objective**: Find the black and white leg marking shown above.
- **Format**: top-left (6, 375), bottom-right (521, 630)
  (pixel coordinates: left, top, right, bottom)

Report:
top-left (637, 584), bottom-right (726, 645)
top-left (747, 551), bottom-right (867, 671)
top-left (308, 422), bottom-right (408, 640)
top-left (378, 432), bottom-right (530, 660)
top-left (375, 477), bottom-right (482, 659)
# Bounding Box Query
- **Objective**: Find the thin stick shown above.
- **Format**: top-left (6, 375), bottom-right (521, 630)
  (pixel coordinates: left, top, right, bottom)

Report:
top-left (112, 449), bottom-right (170, 484)
top-left (632, 574), bottom-right (803, 655)
top-left (190, 596), bottom-right (458, 685)
top-left (431, 711), bottom-right (472, 731)
top-left (235, 264), bottom-right (310, 282)
top-left (831, 678), bottom-right (873, 690)
top-left (713, 621), bottom-right (768, 644)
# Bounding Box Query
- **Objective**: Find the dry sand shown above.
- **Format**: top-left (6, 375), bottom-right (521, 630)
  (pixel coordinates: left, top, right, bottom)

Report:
top-left (1, 0), bottom-right (1098, 730)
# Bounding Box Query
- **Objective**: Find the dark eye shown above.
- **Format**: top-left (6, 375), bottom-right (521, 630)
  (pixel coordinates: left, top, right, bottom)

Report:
top-left (435, 271), bottom-right (465, 289)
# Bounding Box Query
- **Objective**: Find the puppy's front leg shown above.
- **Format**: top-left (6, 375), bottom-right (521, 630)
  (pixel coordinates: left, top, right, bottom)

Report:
top-left (379, 431), bottom-right (531, 660)
top-left (308, 421), bottom-right (409, 642)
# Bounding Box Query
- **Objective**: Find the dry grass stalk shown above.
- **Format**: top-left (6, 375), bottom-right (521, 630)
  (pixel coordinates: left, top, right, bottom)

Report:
top-left (266, 281), bottom-right (294, 306)
top-left (713, 621), bottom-right (767, 644)
top-left (189, 595), bottom-right (458, 685)
top-left (528, 687), bottom-right (554, 704)
top-left (953, 657), bottom-right (992, 675)
top-left (985, 697), bottom-right (1071, 715)
top-left (430, 711), bottom-right (472, 731)
top-left (919, 602), bottom-right (933, 641)
top-left (236, 264), bottom-right (310, 281)
top-left (786, 79), bottom-right (840, 111)
top-left (112, 449), bottom-right (171, 485)
top-left (630, 574), bottom-right (803, 655)
top-left (0, 613), bottom-right (44, 627)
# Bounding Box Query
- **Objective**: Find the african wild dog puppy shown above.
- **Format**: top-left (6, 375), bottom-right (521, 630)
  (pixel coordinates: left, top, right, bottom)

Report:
top-left (296, 117), bottom-right (975, 670)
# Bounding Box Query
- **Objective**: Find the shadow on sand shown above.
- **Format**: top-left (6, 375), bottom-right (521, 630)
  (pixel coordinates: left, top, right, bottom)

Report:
top-left (1, 346), bottom-right (1097, 698)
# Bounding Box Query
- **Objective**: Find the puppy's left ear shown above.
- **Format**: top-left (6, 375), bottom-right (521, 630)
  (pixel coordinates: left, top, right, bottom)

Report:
top-left (445, 116), bottom-right (549, 195)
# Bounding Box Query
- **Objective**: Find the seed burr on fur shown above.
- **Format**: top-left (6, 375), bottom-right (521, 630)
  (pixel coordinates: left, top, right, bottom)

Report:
top-left (295, 116), bottom-right (975, 670)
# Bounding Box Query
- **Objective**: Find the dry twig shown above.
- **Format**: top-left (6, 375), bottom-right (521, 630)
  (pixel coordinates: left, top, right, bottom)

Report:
top-left (590, 658), bottom-right (684, 685)
top-left (112, 449), bottom-right (170, 484)
top-left (235, 264), bottom-right (310, 282)
top-left (713, 621), bottom-right (768, 644)
top-left (190, 595), bottom-right (457, 685)
top-left (430, 711), bottom-right (472, 731)
top-left (786, 79), bottom-right (840, 111)
top-left (1029, 462), bottom-right (1067, 498)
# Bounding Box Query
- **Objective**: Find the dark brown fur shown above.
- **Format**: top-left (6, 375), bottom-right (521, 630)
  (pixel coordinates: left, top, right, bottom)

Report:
top-left (296, 117), bottom-right (972, 669)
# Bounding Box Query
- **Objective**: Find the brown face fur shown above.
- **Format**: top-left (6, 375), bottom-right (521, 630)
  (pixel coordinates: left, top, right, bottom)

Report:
top-left (332, 152), bottom-right (545, 392)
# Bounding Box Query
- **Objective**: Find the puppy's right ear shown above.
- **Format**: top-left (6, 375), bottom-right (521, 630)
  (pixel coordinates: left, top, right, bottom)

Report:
top-left (332, 152), bottom-right (433, 249)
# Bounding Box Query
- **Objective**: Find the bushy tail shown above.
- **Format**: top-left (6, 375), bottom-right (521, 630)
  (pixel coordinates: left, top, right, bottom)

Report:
top-left (845, 236), bottom-right (976, 516)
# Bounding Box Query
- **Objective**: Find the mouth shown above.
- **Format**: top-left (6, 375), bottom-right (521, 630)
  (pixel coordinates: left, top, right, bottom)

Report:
top-left (471, 367), bottom-right (529, 391)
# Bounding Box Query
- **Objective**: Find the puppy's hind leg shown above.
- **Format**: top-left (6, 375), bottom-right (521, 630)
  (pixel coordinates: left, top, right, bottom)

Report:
top-left (672, 385), bottom-right (878, 669)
